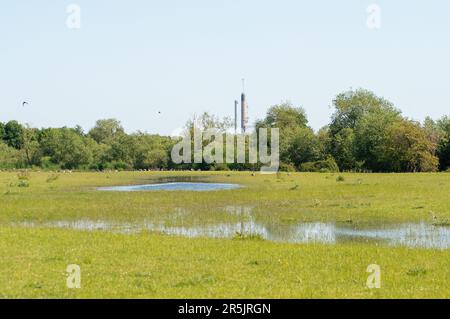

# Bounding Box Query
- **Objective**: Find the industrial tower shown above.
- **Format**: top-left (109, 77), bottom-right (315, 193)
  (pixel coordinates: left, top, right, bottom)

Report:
top-left (240, 79), bottom-right (249, 133)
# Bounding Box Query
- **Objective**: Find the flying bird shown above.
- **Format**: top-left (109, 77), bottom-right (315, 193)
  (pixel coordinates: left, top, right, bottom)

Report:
top-left (22, 101), bottom-right (29, 107)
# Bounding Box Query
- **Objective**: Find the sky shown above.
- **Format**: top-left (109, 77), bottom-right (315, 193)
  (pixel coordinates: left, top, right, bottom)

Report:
top-left (1, 0), bottom-right (450, 135)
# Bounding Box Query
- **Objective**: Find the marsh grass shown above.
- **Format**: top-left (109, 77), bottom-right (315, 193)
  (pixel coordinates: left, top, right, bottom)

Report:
top-left (46, 174), bottom-right (59, 183)
top-left (1, 171), bottom-right (449, 226)
top-left (173, 274), bottom-right (216, 288)
top-left (1, 171), bottom-right (450, 298)
top-left (433, 220), bottom-right (450, 227)
top-left (233, 232), bottom-right (265, 241)
top-left (406, 267), bottom-right (428, 277)
top-left (0, 227), bottom-right (448, 298)
top-left (336, 175), bottom-right (345, 182)
top-left (17, 180), bottom-right (29, 188)
top-left (17, 171), bottom-right (30, 180)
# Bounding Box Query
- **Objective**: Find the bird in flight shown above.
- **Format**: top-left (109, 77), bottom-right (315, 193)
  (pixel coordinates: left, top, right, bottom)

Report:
top-left (22, 101), bottom-right (29, 107)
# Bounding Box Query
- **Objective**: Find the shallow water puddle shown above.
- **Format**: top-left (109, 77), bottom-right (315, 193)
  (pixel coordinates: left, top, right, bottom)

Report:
top-left (15, 219), bottom-right (450, 249)
top-left (97, 182), bottom-right (241, 192)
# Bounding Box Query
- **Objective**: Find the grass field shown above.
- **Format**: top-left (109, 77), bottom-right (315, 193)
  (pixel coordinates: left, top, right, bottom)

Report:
top-left (0, 171), bottom-right (449, 298)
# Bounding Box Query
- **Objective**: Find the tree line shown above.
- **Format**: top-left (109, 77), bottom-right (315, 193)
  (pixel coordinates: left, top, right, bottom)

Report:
top-left (1, 89), bottom-right (449, 172)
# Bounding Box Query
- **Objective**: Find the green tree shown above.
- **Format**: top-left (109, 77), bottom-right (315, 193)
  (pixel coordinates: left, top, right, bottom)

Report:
top-left (354, 107), bottom-right (401, 171)
top-left (3, 120), bottom-right (24, 149)
top-left (316, 126), bottom-right (331, 160)
top-left (288, 126), bottom-right (320, 167)
top-left (88, 119), bottom-right (124, 144)
top-left (40, 128), bottom-right (93, 169)
top-left (330, 89), bottom-right (398, 133)
top-left (257, 102), bottom-right (308, 129)
top-left (381, 120), bottom-right (439, 172)
top-left (329, 89), bottom-right (402, 171)
top-left (436, 116), bottom-right (450, 170)
top-left (22, 125), bottom-right (42, 166)
top-left (183, 112), bottom-right (232, 170)
top-left (257, 103), bottom-right (315, 168)
top-left (106, 133), bottom-right (135, 165)
top-left (331, 128), bottom-right (358, 170)
top-left (0, 141), bottom-right (21, 168)
top-left (0, 122), bottom-right (5, 140)
top-left (132, 133), bottom-right (172, 169)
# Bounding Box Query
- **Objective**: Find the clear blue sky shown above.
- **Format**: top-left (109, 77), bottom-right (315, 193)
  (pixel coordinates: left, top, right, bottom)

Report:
top-left (1, 1), bottom-right (450, 135)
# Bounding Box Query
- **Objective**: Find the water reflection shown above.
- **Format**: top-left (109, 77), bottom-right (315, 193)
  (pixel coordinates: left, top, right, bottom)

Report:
top-left (16, 219), bottom-right (450, 250)
top-left (98, 182), bottom-right (241, 192)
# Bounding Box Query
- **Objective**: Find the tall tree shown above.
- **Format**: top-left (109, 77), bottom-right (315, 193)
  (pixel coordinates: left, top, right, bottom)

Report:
top-left (0, 122), bottom-right (5, 140)
top-left (381, 120), bottom-right (439, 172)
top-left (88, 119), bottom-right (124, 144)
top-left (257, 102), bottom-right (308, 129)
top-left (329, 89), bottom-right (402, 171)
top-left (331, 128), bottom-right (358, 170)
top-left (132, 133), bottom-right (172, 169)
top-left (436, 116), bottom-right (450, 170)
top-left (40, 128), bottom-right (93, 169)
top-left (257, 102), bottom-right (317, 168)
top-left (330, 89), bottom-right (398, 133)
top-left (22, 125), bottom-right (41, 166)
top-left (3, 120), bottom-right (24, 149)
top-left (0, 141), bottom-right (21, 168)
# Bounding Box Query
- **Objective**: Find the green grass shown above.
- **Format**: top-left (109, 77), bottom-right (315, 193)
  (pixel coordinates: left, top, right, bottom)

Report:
top-left (1, 171), bottom-right (449, 225)
top-left (0, 227), bottom-right (448, 298)
top-left (0, 171), bottom-right (449, 298)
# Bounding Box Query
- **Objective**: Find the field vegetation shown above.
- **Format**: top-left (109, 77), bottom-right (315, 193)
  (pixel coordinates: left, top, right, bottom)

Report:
top-left (1, 89), bottom-right (450, 173)
top-left (1, 171), bottom-right (449, 225)
top-left (0, 171), bottom-right (449, 298)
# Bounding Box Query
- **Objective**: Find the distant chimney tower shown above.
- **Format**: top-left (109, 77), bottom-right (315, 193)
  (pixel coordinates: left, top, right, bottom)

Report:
top-left (234, 100), bottom-right (238, 134)
top-left (241, 79), bottom-right (248, 133)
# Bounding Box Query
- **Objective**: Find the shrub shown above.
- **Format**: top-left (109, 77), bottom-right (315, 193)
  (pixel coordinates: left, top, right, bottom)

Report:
top-left (336, 175), bottom-right (345, 182)
top-left (112, 161), bottom-right (130, 171)
top-left (300, 157), bottom-right (340, 173)
top-left (279, 163), bottom-right (297, 172)
top-left (17, 171), bottom-right (30, 180)
top-left (233, 232), bottom-right (264, 241)
top-left (17, 180), bottom-right (29, 188)
top-left (210, 163), bottom-right (230, 171)
top-left (0, 142), bottom-right (22, 169)
top-left (40, 156), bottom-right (60, 170)
top-left (46, 174), bottom-right (59, 183)
top-left (406, 267), bottom-right (427, 277)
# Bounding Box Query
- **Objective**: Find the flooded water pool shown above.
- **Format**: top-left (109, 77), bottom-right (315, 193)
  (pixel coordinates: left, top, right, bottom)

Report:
top-left (15, 219), bottom-right (450, 250)
top-left (97, 182), bottom-right (241, 192)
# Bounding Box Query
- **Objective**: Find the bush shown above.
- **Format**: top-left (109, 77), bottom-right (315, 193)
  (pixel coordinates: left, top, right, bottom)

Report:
top-left (89, 161), bottom-right (130, 171)
top-left (40, 156), bottom-right (60, 170)
top-left (210, 163), bottom-right (231, 171)
top-left (112, 161), bottom-right (130, 171)
top-left (17, 171), bottom-right (30, 180)
top-left (46, 174), bottom-right (59, 183)
top-left (299, 157), bottom-right (339, 173)
top-left (17, 180), bottom-right (30, 188)
top-left (233, 232), bottom-right (264, 241)
top-left (336, 175), bottom-right (345, 182)
top-left (0, 142), bottom-right (22, 169)
top-left (279, 163), bottom-right (297, 172)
